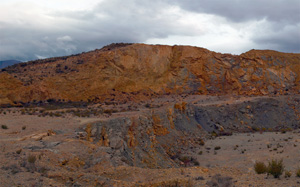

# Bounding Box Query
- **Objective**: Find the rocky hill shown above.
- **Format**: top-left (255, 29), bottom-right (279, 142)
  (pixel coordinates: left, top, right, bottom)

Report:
top-left (0, 43), bottom-right (299, 106)
top-left (0, 43), bottom-right (300, 186)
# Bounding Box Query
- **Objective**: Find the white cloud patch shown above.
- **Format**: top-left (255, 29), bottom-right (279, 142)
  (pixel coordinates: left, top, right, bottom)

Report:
top-left (57, 36), bottom-right (73, 42)
top-left (35, 54), bottom-right (47, 59)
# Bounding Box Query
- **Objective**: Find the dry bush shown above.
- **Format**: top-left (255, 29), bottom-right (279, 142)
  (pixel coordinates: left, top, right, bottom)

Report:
top-left (20, 154), bottom-right (37, 172)
top-left (296, 167), bottom-right (300, 177)
top-left (284, 170), bottom-right (292, 178)
top-left (254, 161), bottom-right (267, 174)
top-left (27, 155), bottom-right (36, 164)
top-left (206, 174), bottom-right (233, 187)
top-left (267, 159), bottom-right (284, 178)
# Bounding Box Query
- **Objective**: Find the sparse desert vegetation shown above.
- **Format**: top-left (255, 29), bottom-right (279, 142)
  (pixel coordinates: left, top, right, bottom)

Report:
top-left (254, 161), bottom-right (268, 174)
top-left (206, 174), bottom-right (233, 187)
top-left (285, 170), bottom-right (292, 178)
top-left (1, 97), bottom-right (299, 186)
top-left (0, 43), bottom-right (299, 187)
top-left (296, 167), bottom-right (300, 177)
top-left (267, 159), bottom-right (284, 178)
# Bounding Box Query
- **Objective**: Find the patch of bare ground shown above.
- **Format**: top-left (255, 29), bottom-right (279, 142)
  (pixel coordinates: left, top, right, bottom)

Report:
top-left (0, 95), bottom-right (300, 186)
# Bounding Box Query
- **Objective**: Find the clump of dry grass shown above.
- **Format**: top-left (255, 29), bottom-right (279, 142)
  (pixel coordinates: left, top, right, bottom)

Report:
top-left (267, 159), bottom-right (284, 178)
top-left (284, 170), bottom-right (292, 178)
top-left (296, 167), bottom-right (300, 177)
top-left (27, 155), bottom-right (36, 164)
top-left (254, 159), bottom-right (285, 178)
top-left (254, 161), bottom-right (267, 174)
top-left (206, 174), bottom-right (233, 187)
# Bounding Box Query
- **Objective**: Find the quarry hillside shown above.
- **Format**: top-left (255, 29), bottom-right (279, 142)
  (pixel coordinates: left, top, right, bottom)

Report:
top-left (0, 43), bottom-right (299, 106)
top-left (1, 43), bottom-right (300, 186)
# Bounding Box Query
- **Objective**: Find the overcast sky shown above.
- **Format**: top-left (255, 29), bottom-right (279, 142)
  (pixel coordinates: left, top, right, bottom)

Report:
top-left (0, 0), bottom-right (299, 61)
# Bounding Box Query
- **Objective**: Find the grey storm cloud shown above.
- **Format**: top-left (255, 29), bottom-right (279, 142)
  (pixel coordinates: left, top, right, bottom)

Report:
top-left (0, 0), bottom-right (299, 61)
top-left (0, 0), bottom-right (197, 61)
top-left (253, 23), bottom-right (300, 52)
top-left (168, 0), bottom-right (300, 23)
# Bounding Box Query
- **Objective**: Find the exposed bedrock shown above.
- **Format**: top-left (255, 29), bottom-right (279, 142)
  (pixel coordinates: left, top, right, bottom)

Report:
top-left (1, 44), bottom-right (299, 105)
top-left (78, 95), bottom-right (300, 168)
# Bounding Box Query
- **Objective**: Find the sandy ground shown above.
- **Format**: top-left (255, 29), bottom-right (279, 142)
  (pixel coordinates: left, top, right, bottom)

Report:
top-left (0, 95), bottom-right (300, 186)
top-left (193, 132), bottom-right (300, 170)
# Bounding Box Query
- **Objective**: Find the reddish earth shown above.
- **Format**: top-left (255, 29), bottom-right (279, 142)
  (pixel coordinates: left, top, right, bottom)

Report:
top-left (0, 43), bottom-right (299, 105)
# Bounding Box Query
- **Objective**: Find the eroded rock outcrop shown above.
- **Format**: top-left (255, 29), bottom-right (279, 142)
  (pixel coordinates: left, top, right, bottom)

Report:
top-left (76, 95), bottom-right (300, 168)
top-left (0, 43), bottom-right (299, 105)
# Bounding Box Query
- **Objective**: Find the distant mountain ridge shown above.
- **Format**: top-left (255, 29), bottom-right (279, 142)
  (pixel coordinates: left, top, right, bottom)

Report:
top-left (0, 43), bottom-right (299, 106)
top-left (0, 60), bottom-right (21, 69)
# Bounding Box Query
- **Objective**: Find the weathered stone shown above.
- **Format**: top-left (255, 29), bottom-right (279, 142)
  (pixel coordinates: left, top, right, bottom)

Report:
top-left (0, 44), bottom-right (299, 105)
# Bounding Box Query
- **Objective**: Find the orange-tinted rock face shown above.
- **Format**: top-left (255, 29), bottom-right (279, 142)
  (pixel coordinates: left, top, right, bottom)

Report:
top-left (0, 43), bottom-right (299, 105)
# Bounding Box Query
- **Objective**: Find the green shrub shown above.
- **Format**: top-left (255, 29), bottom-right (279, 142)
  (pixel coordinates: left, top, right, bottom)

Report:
top-left (22, 126), bottom-right (26, 130)
top-left (214, 146), bottom-right (221, 150)
top-left (1, 125), bottom-right (8, 129)
top-left (267, 159), bottom-right (284, 178)
top-left (254, 161), bottom-right (267, 174)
